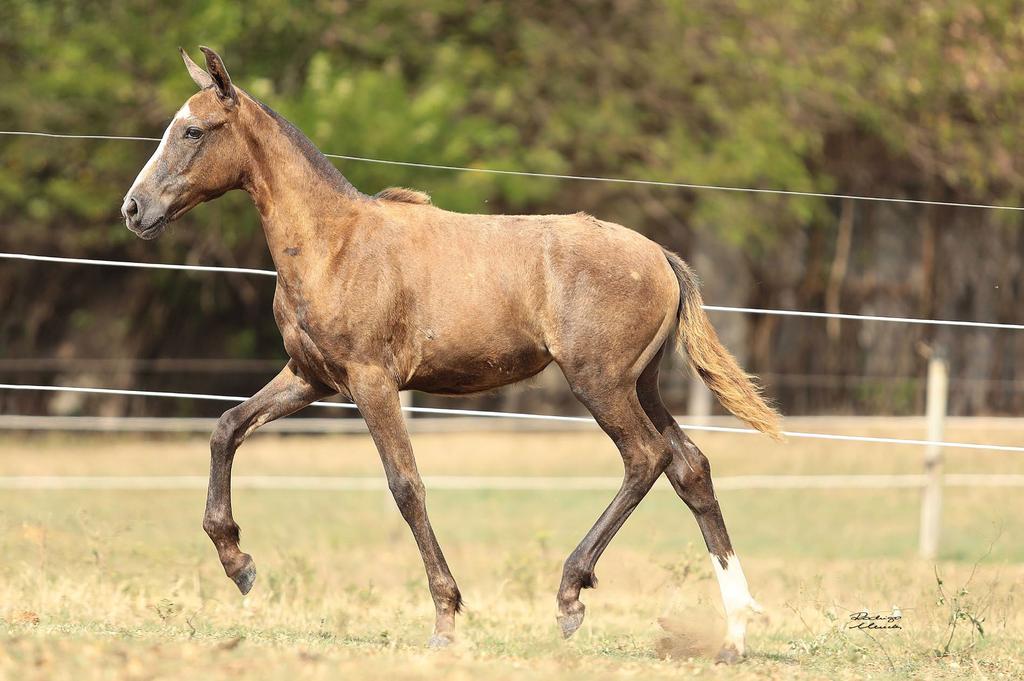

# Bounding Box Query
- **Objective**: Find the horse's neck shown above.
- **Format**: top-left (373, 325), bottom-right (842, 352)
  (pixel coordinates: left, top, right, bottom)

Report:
top-left (239, 99), bottom-right (365, 273)
top-left (247, 163), bottom-right (354, 251)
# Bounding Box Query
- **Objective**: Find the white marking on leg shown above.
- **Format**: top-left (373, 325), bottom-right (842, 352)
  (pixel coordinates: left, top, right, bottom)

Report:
top-left (710, 551), bottom-right (763, 655)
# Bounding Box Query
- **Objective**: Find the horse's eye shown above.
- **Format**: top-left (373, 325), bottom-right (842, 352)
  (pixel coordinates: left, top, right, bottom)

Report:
top-left (184, 126), bottom-right (204, 140)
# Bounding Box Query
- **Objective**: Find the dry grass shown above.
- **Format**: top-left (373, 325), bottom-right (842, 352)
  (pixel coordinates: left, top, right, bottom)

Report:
top-left (0, 421), bottom-right (1023, 679)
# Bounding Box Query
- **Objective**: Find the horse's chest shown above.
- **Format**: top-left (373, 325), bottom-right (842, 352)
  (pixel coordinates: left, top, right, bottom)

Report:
top-left (273, 289), bottom-right (358, 388)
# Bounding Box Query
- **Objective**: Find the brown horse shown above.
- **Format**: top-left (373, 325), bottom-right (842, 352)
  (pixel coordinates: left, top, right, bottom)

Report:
top-left (122, 47), bottom-right (780, 663)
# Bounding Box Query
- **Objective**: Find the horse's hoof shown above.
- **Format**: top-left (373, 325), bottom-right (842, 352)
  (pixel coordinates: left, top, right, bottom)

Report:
top-left (714, 644), bottom-right (743, 665)
top-left (427, 633), bottom-right (454, 649)
top-left (557, 605), bottom-right (585, 639)
top-left (229, 555), bottom-right (257, 595)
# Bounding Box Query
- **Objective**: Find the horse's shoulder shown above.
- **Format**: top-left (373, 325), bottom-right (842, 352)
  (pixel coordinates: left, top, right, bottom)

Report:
top-left (374, 187), bottom-right (432, 205)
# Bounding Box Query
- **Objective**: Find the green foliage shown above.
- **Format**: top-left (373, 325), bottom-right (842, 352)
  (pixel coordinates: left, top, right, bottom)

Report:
top-left (3, 1), bottom-right (1024, 414)
top-left (5, 1), bottom-right (1021, 244)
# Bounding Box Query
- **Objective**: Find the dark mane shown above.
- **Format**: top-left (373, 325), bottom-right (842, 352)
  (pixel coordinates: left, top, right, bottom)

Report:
top-left (245, 92), bottom-right (364, 199)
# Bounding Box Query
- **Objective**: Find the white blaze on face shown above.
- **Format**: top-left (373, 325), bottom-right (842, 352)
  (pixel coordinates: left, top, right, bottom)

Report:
top-left (125, 102), bottom-right (191, 199)
top-left (710, 552), bottom-right (763, 653)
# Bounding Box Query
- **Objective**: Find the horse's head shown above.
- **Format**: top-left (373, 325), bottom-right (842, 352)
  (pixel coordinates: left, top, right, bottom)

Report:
top-left (121, 47), bottom-right (247, 239)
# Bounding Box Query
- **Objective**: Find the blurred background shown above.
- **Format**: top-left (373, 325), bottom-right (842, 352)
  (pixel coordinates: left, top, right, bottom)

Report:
top-left (2, 0), bottom-right (1024, 420)
top-left (4, 4), bottom-right (1024, 677)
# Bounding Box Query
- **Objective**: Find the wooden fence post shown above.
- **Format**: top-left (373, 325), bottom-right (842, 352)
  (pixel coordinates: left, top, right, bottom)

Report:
top-left (400, 391), bottom-right (414, 416)
top-left (688, 377), bottom-right (713, 425)
top-left (919, 348), bottom-right (948, 560)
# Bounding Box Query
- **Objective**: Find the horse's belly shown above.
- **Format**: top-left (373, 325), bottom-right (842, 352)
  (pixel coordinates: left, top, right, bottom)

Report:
top-left (404, 343), bottom-right (551, 395)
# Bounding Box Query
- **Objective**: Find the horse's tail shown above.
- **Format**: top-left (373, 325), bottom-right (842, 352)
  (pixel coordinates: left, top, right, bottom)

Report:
top-left (662, 248), bottom-right (783, 440)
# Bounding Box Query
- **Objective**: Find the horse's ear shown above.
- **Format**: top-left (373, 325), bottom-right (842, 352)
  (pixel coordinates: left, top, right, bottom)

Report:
top-left (199, 46), bottom-right (237, 105)
top-left (179, 47), bottom-right (214, 90)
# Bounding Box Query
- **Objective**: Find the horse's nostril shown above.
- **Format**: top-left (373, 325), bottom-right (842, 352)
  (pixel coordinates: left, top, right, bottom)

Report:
top-left (125, 198), bottom-right (139, 217)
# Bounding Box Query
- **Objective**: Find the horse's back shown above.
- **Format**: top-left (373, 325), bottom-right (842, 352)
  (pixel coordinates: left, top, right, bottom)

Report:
top-left (405, 207), bottom-right (679, 368)
top-left (355, 204), bottom-right (679, 391)
top-left (392, 205), bottom-right (679, 331)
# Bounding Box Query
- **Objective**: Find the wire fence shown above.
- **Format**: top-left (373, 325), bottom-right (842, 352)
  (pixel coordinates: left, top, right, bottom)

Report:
top-left (3, 382), bottom-right (1024, 453)
top-left (3, 128), bottom-right (1024, 212)
top-left (4, 126), bottom-right (1024, 332)
top-left (5, 358), bottom-right (1024, 394)
top-left (2, 124), bottom-right (1020, 563)
top-left (3, 128), bottom-right (1024, 457)
top-left (5, 251), bottom-right (1024, 331)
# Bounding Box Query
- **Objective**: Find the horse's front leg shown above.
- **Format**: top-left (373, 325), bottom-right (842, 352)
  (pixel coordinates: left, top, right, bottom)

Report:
top-left (204, 361), bottom-right (333, 593)
top-left (348, 367), bottom-right (463, 647)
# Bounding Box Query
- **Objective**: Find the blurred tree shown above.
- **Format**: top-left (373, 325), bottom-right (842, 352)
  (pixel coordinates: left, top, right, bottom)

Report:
top-left (1, 0), bottom-right (1023, 416)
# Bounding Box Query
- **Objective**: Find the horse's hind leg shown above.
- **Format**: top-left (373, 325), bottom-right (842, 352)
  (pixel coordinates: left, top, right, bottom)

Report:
top-left (637, 348), bottom-right (763, 664)
top-left (554, 373), bottom-right (674, 638)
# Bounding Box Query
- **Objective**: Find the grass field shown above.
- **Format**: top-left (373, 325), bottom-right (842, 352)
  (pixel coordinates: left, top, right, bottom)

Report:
top-left (1, 420), bottom-right (1023, 679)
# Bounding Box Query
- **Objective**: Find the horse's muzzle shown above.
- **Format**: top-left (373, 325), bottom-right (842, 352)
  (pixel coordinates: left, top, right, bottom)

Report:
top-left (121, 196), bottom-right (166, 239)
